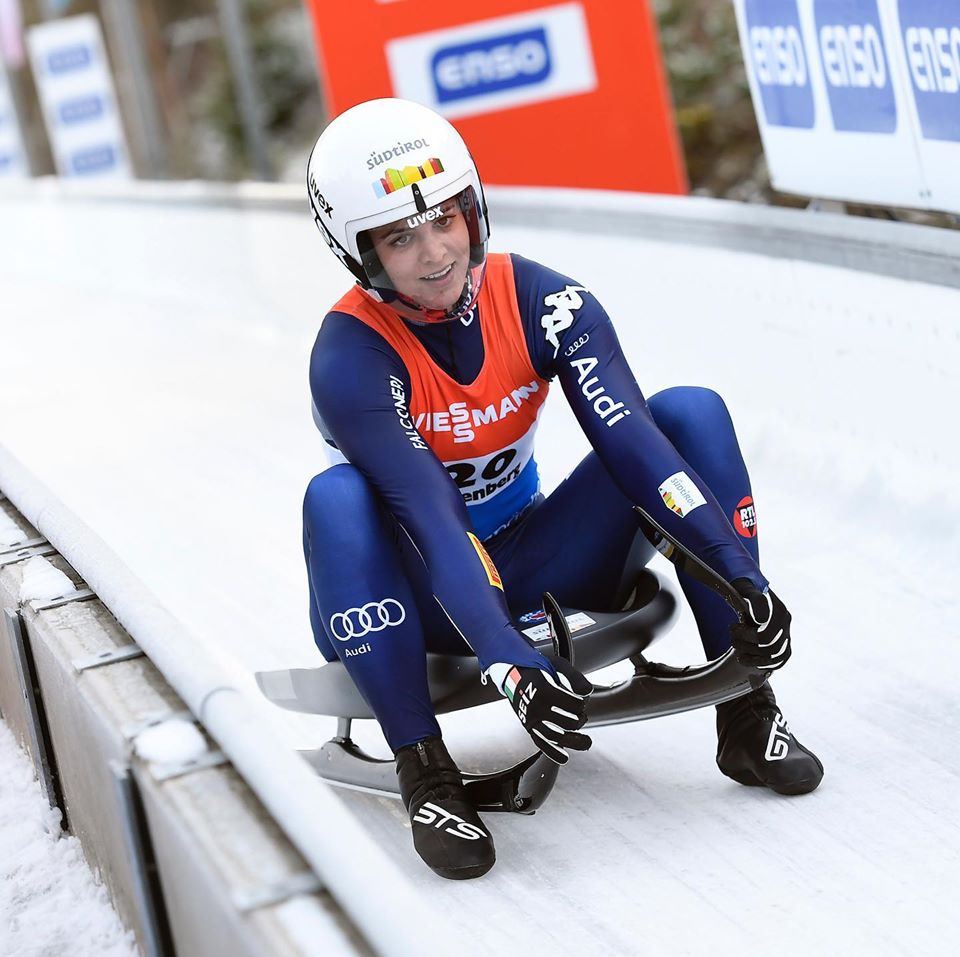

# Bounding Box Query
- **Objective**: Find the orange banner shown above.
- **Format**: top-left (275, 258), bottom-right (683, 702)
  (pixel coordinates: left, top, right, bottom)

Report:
top-left (305, 0), bottom-right (687, 194)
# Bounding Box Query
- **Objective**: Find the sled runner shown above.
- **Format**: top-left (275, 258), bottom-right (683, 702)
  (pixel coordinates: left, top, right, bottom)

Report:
top-left (256, 507), bottom-right (768, 814)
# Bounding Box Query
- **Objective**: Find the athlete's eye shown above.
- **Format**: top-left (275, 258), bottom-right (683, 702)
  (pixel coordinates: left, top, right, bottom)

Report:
top-left (434, 215), bottom-right (452, 228)
top-left (390, 232), bottom-right (412, 247)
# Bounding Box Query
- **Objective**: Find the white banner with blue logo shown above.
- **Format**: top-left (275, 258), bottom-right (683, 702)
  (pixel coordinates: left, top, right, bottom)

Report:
top-left (26, 13), bottom-right (129, 178)
top-left (735, 0), bottom-right (960, 213)
top-left (385, 3), bottom-right (597, 121)
top-left (0, 59), bottom-right (27, 177)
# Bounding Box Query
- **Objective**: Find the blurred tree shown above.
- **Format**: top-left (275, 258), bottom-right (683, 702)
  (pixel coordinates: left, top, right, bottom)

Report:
top-left (653, 0), bottom-right (774, 202)
top-left (188, 0), bottom-right (321, 180)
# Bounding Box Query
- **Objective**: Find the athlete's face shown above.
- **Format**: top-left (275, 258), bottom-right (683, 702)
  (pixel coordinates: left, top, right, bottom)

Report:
top-left (369, 198), bottom-right (471, 311)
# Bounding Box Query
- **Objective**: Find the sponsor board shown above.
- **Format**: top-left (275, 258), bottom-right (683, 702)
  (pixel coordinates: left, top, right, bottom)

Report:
top-left (735, 0), bottom-right (960, 212)
top-left (386, 4), bottom-right (596, 121)
top-left (743, 0), bottom-right (816, 129)
top-left (26, 14), bottom-right (130, 179)
top-left (895, 0), bottom-right (960, 207)
top-left (898, 0), bottom-right (960, 143)
top-left (306, 0), bottom-right (686, 194)
top-left (815, 0), bottom-right (897, 133)
top-left (0, 60), bottom-right (27, 178)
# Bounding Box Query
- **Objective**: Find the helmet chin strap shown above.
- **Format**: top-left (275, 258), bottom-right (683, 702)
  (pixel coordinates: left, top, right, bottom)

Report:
top-left (388, 272), bottom-right (476, 325)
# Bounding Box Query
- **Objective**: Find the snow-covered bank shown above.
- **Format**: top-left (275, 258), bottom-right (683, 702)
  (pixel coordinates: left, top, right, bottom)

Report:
top-left (0, 720), bottom-right (137, 957)
top-left (0, 185), bottom-right (957, 955)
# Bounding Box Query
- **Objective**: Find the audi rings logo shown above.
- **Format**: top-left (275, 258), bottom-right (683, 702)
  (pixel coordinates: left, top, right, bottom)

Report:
top-left (329, 599), bottom-right (406, 641)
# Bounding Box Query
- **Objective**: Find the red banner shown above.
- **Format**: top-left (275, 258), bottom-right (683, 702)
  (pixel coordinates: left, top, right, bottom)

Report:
top-left (305, 0), bottom-right (687, 194)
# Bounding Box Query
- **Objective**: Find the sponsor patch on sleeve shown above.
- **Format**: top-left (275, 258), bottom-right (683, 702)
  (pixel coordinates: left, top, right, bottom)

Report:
top-left (733, 495), bottom-right (758, 538)
top-left (468, 532), bottom-right (504, 590)
top-left (658, 470), bottom-right (707, 518)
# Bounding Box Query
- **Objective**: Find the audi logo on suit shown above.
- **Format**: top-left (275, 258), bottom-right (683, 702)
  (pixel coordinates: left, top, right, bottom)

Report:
top-left (329, 599), bottom-right (406, 641)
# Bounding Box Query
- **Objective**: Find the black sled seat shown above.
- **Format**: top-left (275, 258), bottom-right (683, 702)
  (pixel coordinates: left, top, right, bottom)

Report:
top-left (256, 568), bottom-right (678, 721)
top-left (256, 565), bottom-right (767, 814)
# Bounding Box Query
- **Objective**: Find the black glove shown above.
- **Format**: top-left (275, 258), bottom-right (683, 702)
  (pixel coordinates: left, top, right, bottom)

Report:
top-left (501, 654), bottom-right (593, 765)
top-left (730, 579), bottom-right (792, 672)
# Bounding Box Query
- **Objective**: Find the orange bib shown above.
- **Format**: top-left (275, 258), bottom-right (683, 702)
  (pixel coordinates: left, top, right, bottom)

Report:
top-left (333, 254), bottom-right (549, 535)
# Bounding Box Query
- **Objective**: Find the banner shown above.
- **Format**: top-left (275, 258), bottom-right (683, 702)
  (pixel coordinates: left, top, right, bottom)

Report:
top-left (734, 0), bottom-right (960, 213)
top-left (0, 58), bottom-right (26, 176)
top-left (26, 13), bottom-right (130, 178)
top-left (304, 0), bottom-right (687, 194)
top-left (0, 0), bottom-right (25, 69)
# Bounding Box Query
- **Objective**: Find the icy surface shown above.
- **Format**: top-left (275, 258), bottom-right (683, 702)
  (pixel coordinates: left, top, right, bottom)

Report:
top-left (0, 195), bottom-right (958, 954)
top-left (17, 556), bottom-right (77, 603)
top-left (0, 720), bottom-right (138, 957)
top-left (133, 718), bottom-right (208, 765)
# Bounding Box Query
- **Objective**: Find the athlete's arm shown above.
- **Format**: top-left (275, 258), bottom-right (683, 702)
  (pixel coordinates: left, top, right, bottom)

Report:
top-left (310, 312), bottom-right (548, 672)
top-left (512, 256), bottom-right (766, 590)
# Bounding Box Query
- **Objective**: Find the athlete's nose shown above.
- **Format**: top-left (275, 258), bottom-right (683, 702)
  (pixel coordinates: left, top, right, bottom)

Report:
top-left (418, 227), bottom-right (446, 266)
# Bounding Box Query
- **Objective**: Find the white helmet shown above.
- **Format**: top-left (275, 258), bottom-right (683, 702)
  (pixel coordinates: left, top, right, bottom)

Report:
top-left (307, 98), bottom-right (490, 324)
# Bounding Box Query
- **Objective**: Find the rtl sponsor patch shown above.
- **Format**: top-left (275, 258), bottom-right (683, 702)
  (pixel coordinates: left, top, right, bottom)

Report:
top-left (733, 495), bottom-right (758, 538)
top-left (468, 531), bottom-right (503, 590)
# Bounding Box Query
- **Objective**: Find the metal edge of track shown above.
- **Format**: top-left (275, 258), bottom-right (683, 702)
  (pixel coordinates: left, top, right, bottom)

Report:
top-left (3, 179), bottom-right (959, 290)
top-left (0, 444), bottom-right (463, 957)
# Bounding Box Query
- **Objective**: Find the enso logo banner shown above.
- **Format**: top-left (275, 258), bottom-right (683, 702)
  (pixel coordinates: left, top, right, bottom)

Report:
top-left (744, 0), bottom-right (816, 128)
top-left (898, 0), bottom-right (960, 142)
top-left (814, 0), bottom-right (897, 132)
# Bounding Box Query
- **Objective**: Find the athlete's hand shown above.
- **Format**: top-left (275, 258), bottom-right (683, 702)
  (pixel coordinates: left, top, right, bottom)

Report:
top-left (730, 579), bottom-right (792, 672)
top-left (501, 655), bottom-right (593, 765)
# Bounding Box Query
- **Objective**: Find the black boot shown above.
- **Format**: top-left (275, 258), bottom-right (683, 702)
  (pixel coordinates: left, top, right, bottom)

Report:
top-left (395, 736), bottom-right (496, 880)
top-left (716, 683), bottom-right (823, 795)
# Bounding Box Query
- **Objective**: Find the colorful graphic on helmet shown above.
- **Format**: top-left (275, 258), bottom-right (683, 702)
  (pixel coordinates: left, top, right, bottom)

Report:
top-left (372, 158), bottom-right (445, 198)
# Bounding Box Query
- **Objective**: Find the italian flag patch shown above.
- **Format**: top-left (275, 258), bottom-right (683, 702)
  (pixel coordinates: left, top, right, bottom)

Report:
top-left (502, 667), bottom-right (522, 703)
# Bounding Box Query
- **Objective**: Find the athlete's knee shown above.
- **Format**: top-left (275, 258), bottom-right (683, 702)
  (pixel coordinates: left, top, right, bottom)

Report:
top-left (303, 463), bottom-right (392, 561)
top-left (303, 464), bottom-right (378, 528)
top-left (648, 386), bottom-right (733, 438)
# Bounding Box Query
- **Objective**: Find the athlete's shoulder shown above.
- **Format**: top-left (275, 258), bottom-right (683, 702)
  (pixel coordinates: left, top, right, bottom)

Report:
top-left (508, 252), bottom-right (585, 296)
top-left (508, 252), bottom-right (602, 329)
top-left (507, 254), bottom-right (608, 377)
top-left (311, 309), bottom-right (408, 406)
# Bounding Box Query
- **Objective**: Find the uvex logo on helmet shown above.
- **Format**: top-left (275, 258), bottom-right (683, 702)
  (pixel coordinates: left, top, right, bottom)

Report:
top-left (406, 206), bottom-right (446, 229)
top-left (309, 174), bottom-right (333, 218)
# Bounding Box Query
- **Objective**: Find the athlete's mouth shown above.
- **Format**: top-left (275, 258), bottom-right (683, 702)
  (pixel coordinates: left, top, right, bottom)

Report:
top-left (421, 263), bottom-right (454, 281)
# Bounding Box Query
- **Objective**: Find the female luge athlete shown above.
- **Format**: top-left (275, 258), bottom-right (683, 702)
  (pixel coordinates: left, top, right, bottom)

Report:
top-left (303, 98), bottom-right (823, 881)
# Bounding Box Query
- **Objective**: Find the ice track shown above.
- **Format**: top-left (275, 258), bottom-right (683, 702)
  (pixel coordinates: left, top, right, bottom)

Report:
top-left (1, 185), bottom-right (958, 955)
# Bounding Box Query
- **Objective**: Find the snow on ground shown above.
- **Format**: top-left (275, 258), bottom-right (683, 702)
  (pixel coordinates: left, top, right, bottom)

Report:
top-left (0, 720), bottom-right (138, 957)
top-left (0, 192), bottom-right (958, 955)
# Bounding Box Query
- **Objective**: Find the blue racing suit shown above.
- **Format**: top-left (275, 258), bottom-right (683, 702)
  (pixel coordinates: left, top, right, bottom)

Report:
top-left (304, 254), bottom-right (765, 751)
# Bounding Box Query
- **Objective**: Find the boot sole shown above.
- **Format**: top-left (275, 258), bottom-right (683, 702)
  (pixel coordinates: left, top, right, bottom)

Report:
top-left (719, 756), bottom-right (824, 796)
top-left (430, 859), bottom-right (496, 880)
